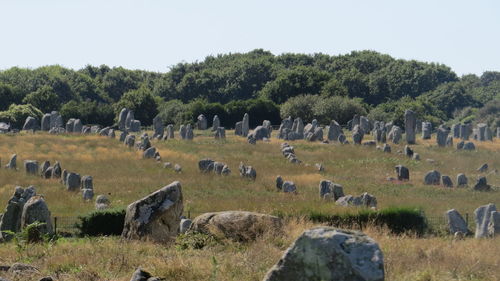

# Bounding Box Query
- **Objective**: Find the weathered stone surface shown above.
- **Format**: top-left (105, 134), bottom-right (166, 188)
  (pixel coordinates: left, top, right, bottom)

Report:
top-left (336, 193), bottom-right (377, 208)
top-left (90, 125), bottom-right (101, 134)
top-left (196, 114), bottom-right (207, 130)
top-left (436, 127), bottom-right (449, 147)
top-left (122, 181), bottom-right (183, 243)
top-left (242, 113), bottom-right (250, 137)
top-left (235, 121), bottom-right (243, 136)
top-left (460, 123), bottom-right (471, 140)
top-left (82, 189), bottom-right (94, 200)
top-left (319, 180), bottom-right (344, 200)
top-left (248, 126), bottom-right (269, 141)
top-left (179, 218), bottom-right (192, 234)
top-left (73, 119), bottom-right (83, 133)
top-left (388, 126), bottom-right (402, 144)
top-left (262, 120), bottom-right (272, 137)
top-left (39, 161), bottom-right (50, 177)
top-left (239, 162), bottom-right (257, 180)
top-left (5, 154), bottom-right (17, 170)
top-left (404, 110), bottom-right (416, 144)
top-left (66, 172), bottom-right (81, 191)
top-left (165, 124), bottom-right (174, 139)
top-left (21, 196), bottom-right (53, 235)
top-left (422, 122), bottom-right (432, 139)
top-left (41, 113), bottom-right (51, 131)
top-left (118, 108), bottom-right (129, 131)
top-left (424, 170), bottom-right (441, 185)
top-left (198, 159), bottom-right (215, 173)
top-left (125, 110), bottom-right (135, 131)
top-left (152, 116), bottom-right (164, 139)
top-left (130, 120), bottom-right (141, 132)
top-left (65, 118), bottom-right (75, 133)
top-left (463, 141), bottom-right (475, 151)
top-left (81, 175), bottom-right (93, 190)
top-left (24, 160), bottom-right (39, 175)
top-left (143, 147), bottom-right (157, 159)
top-left (477, 163), bottom-right (488, 173)
top-left (456, 173), bottom-right (468, 187)
top-left (352, 125), bottom-right (364, 144)
top-left (360, 116), bottom-right (371, 133)
top-left (179, 125), bottom-right (187, 139)
top-left (215, 127), bottom-right (226, 139)
top-left (473, 177), bottom-right (491, 191)
top-left (22, 116), bottom-right (38, 131)
top-left (474, 203), bottom-right (497, 238)
top-left (441, 175), bottom-right (453, 187)
top-left (488, 211), bottom-right (500, 237)
top-left (445, 209), bottom-right (470, 235)
top-left (263, 227), bottom-right (384, 281)
top-left (124, 134), bottom-right (135, 148)
top-left (190, 211), bottom-right (282, 242)
top-left (395, 165), bottom-right (409, 181)
top-left (212, 115), bottom-right (220, 131)
top-left (95, 195), bottom-right (110, 210)
top-left (0, 186), bottom-right (36, 240)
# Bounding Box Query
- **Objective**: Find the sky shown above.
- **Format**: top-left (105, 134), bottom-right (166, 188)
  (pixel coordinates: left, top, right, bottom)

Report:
top-left (0, 0), bottom-right (499, 76)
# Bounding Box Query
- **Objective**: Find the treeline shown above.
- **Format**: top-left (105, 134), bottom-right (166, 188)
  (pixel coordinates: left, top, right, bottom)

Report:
top-left (0, 49), bottom-right (499, 129)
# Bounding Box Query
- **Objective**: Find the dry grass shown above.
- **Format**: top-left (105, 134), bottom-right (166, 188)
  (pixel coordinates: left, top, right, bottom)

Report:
top-left (0, 131), bottom-right (499, 280)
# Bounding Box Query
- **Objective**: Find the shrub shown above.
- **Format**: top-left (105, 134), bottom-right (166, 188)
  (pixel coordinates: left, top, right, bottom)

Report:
top-left (75, 208), bottom-right (125, 236)
top-left (0, 103), bottom-right (43, 128)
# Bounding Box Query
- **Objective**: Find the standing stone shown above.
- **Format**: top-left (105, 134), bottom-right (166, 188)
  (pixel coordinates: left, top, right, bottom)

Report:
top-left (352, 125), bottom-right (364, 145)
top-left (278, 117), bottom-right (293, 139)
top-left (350, 115), bottom-right (360, 130)
top-left (262, 120), bottom-right (272, 137)
top-left (41, 114), bottom-right (51, 131)
top-left (456, 141), bottom-right (464, 150)
top-left (61, 169), bottom-right (68, 185)
top-left (22, 117), bottom-right (38, 131)
top-left (485, 126), bottom-right (493, 141)
top-left (82, 188), bottom-right (94, 200)
top-left (388, 126), bottom-right (402, 144)
top-left (382, 143), bottom-right (391, 153)
top-left (90, 125), bottom-right (101, 134)
top-left (477, 163), bottom-right (488, 173)
top-left (81, 176), bottom-right (93, 190)
top-left (460, 123), bottom-right (471, 140)
top-left (152, 116), bottom-right (164, 139)
top-left (497, 127), bottom-right (500, 139)
top-left (235, 121), bottom-right (243, 136)
top-left (186, 124), bottom-right (194, 140)
top-left (125, 110), bottom-right (135, 131)
top-left (124, 134), bottom-right (135, 148)
top-left (242, 113), bottom-right (249, 137)
top-left (21, 196), bottom-right (53, 235)
top-left (50, 111), bottom-right (63, 129)
top-left (263, 227), bottom-right (384, 281)
top-left (463, 141), bottom-right (475, 150)
top-left (319, 180), bottom-right (344, 200)
top-left (119, 131), bottom-right (127, 142)
top-left (451, 124), bottom-right (460, 138)
top-left (197, 114), bottom-right (207, 130)
top-left (424, 170), bottom-right (441, 185)
top-left (276, 176), bottom-right (284, 191)
top-left (180, 218), bottom-right (192, 234)
top-left (473, 177), bottom-right (491, 191)
top-left (39, 161), bottom-right (50, 176)
top-left (422, 122), bottom-right (432, 139)
top-left (306, 127), bottom-right (324, 142)
top-left (95, 195), bottom-right (110, 210)
top-left (122, 181), bottom-right (183, 243)
top-left (65, 118), bottom-right (75, 133)
top-left (475, 203), bottom-right (497, 238)
top-left (239, 162), bottom-right (257, 180)
top-left (130, 120), bottom-right (141, 132)
top-left (248, 126), bottom-right (269, 141)
top-left (5, 154), bottom-right (16, 170)
top-left (212, 115), bottom-right (220, 131)
top-left (165, 124), bottom-right (174, 139)
top-left (143, 147), bottom-right (157, 159)
top-left (404, 110), bottom-right (416, 144)
top-left (0, 186), bottom-right (36, 240)
top-left (327, 120), bottom-right (342, 141)
top-left (488, 211), bottom-right (500, 237)
top-left (456, 174), bottom-right (468, 187)
top-left (441, 175), bottom-right (453, 187)
top-left (66, 172), bottom-right (81, 191)
top-left (395, 165), bottom-right (409, 181)
top-left (360, 116), bottom-right (371, 133)
top-left (282, 181), bottom-right (297, 193)
top-left (118, 108), bottom-right (129, 131)
top-left (215, 127), bottom-right (226, 139)
top-left (477, 123), bottom-right (487, 141)
top-left (403, 145), bottom-right (413, 158)
top-left (179, 125), bottom-right (187, 139)
top-left (436, 127), bottom-right (449, 147)
top-left (108, 129), bottom-right (115, 138)
top-left (51, 161), bottom-right (61, 178)
top-left (446, 135), bottom-right (453, 147)
top-left (73, 119), bottom-right (83, 133)
top-left (445, 209), bottom-right (469, 235)
top-left (293, 117), bottom-right (304, 139)
top-left (24, 160), bottom-right (38, 175)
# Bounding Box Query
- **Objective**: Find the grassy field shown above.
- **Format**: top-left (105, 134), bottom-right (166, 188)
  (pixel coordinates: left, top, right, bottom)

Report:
top-left (0, 130), bottom-right (499, 280)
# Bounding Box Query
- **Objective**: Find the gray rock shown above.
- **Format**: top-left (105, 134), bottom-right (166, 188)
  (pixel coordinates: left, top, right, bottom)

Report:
top-left (184, 124), bottom-right (193, 140)
top-left (282, 181), bottom-right (297, 193)
top-left (477, 123), bottom-right (487, 141)
top-left (395, 165), bottom-right (409, 181)
top-left (39, 161), bottom-right (50, 176)
top-left (82, 126), bottom-right (91, 134)
top-left (143, 147), bottom-right (157, 159)
top-left (221, 165), bottom-right (231, 175)
top-left (179, 125), bottom-right (187, 139)
top-left (22, 116), bottom-right (38, 131)
top-left (5, 154), bottom-right (16, 170)
top-left (99, 127), bottom-right (110, 136)
top-left (424, 170), bottom-right (441, 185)
top-left (81, 175), bottom-right (93, 190)
top-left (306, 127), bottom-right (324, 142)
top-left (248, 126), bottom-right (269, 141)
top-left (441, 175), bottom-right (453, 187)
top-left (165, 124), bottom-right (175, 139)
top-left (456, 140), bottom-right (464, 150)
top-left (477, 163), bottom-right (488, 173)
top-left (21, 196), bottom-right (53, 235)
top-left (460, 123), bottom-right (471, 140)
top-left (118, 108), bottom-right (129, 131)
top-left (403, 145), bottom-right (413, 158)
top-left (125, 110), bottom-right (135, 131)
top-left (95, 195), bottom-right (110, 210)
top-left (422, 122), bottom-right (432, 139)
top-left (239, 162), bottom-right (257, 180)
top-left (42, 167), bottom-right (53, 179)
top-left (73, 119), bottom-right (83, 133)
top-left (129, 268), bottom-right (159, 281)
top-left (90, 125), bottom-right (101, 134)
top-left (336, 192), bottom-right (377, 208)
top-left (473, 177), bottom-right (491, 191)
top-left (446, 135), bottom-right (453, 147)
top-left (242, 113), bottom-right (250, 137)
top-left (214, 127), bottom-right (226, 139)
top-left (174, 164), bottom-right (182, 173)
top-left (66, 172), bottom-right (81, 191)
top-left (108, 129), bottom-right (115, 138)
top-left (197, 114), bottom-right (207, 130)
top-left (487, 211), bottom-right (499, 237)
top-left (388, 126), bottom-right (402, 144)
top-left (456, 173), bottom-right (468, 187)
top-left (352, 125), bottom-right (364, 144)
top-left (8, 263), bottom-right (39, 274)
top-left (404, 110), bottom-right (416, 144)
top-left (122, 181), bottom-right (183, 243)
top-left (198, 159), bottom-right (215, 173)
top-left (152, 116), bottom-right (164, 139)
top-left (463, 141), bottom-right (475, 151)
top-left (360, 116), bottom-right (371, 133)
top-left (263, 227), bottom-right (384, 281)
top-left (41, 113), bottom-right (51, 131)
top-left (262, 120), bottom-right (272, 137)
top-left (0, 186), bottom-right (36, 240)
top-left (119, 131), bottom-right (127, 142)
top-left (436, 127), bottom-right (449, 147)
top-left (130, 120), bottom-right (141, 132)
top-left (190, 211), bottom-right (282, 242)
top-left (24, 160), bottom-right (39, 175)
top-left (212, 115), bottom-right (220, 131)
top-left (65, 118), bottom-right (75, 133)
top-left (276, 176), bottom-right (284, 191)
top-left (319, 180), bottom-right (344, 200)
top-left (61, 169), bottom-right (68, 185)
top-left (474, 203), bottom-right (497, 238)
top-left (235, 121), bottom-right (243, 136)
top-left (179, 218), bottom-right (192, 234)
top-left (382, 144), bottom-right (391, 153)
top-left (445, 209), bottom-right (470, 235)
top-left (124, 134), bottom-right (136, 148)
top-left (451, 124), bottom-right (460, 138)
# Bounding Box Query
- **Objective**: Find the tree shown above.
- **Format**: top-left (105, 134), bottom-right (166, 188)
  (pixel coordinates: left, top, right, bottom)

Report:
top-left (0, 83), bottom-right (22, 110)
top-left (22, 85), bottom-right (60, 113)
top-left (0, 104), bottom-right (43, 128)
top-left (114, 86), bottom-right (159, 126)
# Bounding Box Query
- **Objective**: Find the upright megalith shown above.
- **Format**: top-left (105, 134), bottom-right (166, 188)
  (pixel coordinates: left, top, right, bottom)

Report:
top-left (327, 120), bottom-right (342, 142)
top-left (242, 113), bottom-right (250, 137)
top-left (118, 108), bottom-right (129, 130)
top-left (165, 124), bottom-right (174, 139)
top-left (388, 126), bottom-right (402, 144)
top-left (5, 154), bottom-right (16, 170)
top-left (122, 181), bottom-right (183, 243)
top-left (422, 121), bottom-right (432, 139)
top-left (436, 127), bottom-right (449, 147)
top-left (0, 186), bottom-right (36, 240)
top-left (65, 118), bottom-right (75, 133)
top-left (460, 123), bottom-right (471, 140)
top-left (66, 172), bottom-right (81, 191)
top-left (212, 115), bottom-right (220, 131)
top-left (152, 116), bottom-right (164, 139)
top-left (73, 119), bottom-right (83, 133)
top-left (352, 125), bottom-right (364, 144)
top-left (22, 116), bottom-right (38, 131)
top-left (21, 196), bottom-right (53, 235)
top-left (474, 203), bottom-right (497, 238)
top-left (41, 113), bottom-right (51, 131)
top-left (404, 110), bottom-right (416, 144)
top-left (395, 165), bottom-right (409, 181)
top-left (263, 227), bottom-right (385, 281)
top-left (445, 209), bottom-right (470, 235)
top-left (319, 180), bottom-right (344, 201)
top-left (125, 110), bottom-right (135, 131)
top-left (424, 170), bottom-right (441, 185)
top-left (197, 114), bottom-right (207, 130)
top-left (24, 160), bottom-right (39, 175)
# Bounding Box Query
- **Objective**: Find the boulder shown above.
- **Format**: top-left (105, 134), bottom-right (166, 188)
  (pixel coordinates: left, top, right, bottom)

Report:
top-left (282, 181), bottom-right (297, 193)
top-left (436, 128), bottom-right (449, 147)
top-left (263, 227), bottom-right (384, 281)
top-left (474, 203), bottom-right (497, 238)
top-left (0, 186), bottom-right (36, 240)
top-left (5, 154), bottom-right (16, 170)
top-left (129, 268), bottom-right (160, 281)
top-left (198, 159), bottom-right (215, 173)
top-left (81, 175), bottom-right (93, 190)
top-left (143, 147), bottom-right (157, 159)
top-left (445, 209), bottom-right (470, 235)
top-left (403, 145), bottom-right (413, 158)
top-left (463, 141), bottom-right (475, 151)
top-left (122, 181), bottom-right (183, 243)
top-left (422, 122), bottom-right (432, 139)
top-left (441, 175), bottom-right (453, 187)
top-left (21, 196), bottom-right (53, 235)
top-left (487, 211), bottom-right (499, 237)
top-left (473, 177), bottom-right (491, 191)
top-left (82, 189), bottom-right (94, 200)
top-left (248, 126), bottom-right (269, 141)
top-left (382, 144), bottom-right (391, 153)
top-left (336, 192), bottom-right (377, 208)
top-left (456, 173), bottom-right (468, 187)
top-left (460, 123), bottom-right (471, 140)
top-left (124, 134), bottom-right (136, 148)
top-left (235, 121), bottom-right (243, 136)
top-left (404, 110), bottom-right (416, 144)
top-left (125, 110), bottom-right (135, 131)
top-left (319, 180), bottom-right (344, 200)
top-left (22, 116), bottom-right (38, 131)
top-left (95, 195), bottom-right (110, 210)
top-left (66, 172), bottom-right (81, 191)
top-left (190, 211), bottom-right (282, 242)
top-left (41, 113), bottom-right (51, 131)
top-left (395, 165), bottom-right (409, 181)
top-left (24, 160), bottom-right (39, 175)
top-left (477, 163), bottom-right (488, 173)
top-left (424, 170), bottom-right (441, 185)
top-left (196, 114), bottom-right (207, 130)
top-left (239, 162), bottom-right (257, 180)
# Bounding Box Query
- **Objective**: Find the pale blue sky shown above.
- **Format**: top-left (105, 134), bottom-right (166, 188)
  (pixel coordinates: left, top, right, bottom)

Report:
top-left (1, 0), bottom-right (499, 76)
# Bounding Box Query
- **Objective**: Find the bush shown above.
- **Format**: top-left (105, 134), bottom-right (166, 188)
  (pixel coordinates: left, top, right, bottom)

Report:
top-left (305, 207), bottom-right (427, 236)
top-left (0, 103), bottom-right (43, 128)
top-left (60, 100), bottom-right (115, 126)
top-left (75, 208), bottom-right (125, 236)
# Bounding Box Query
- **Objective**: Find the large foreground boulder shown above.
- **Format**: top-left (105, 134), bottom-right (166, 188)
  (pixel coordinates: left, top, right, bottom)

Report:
top-left (190, 211), bottom-right (282, 242)
top-left (122, 181), bottom-right (183, 243)
top-left (21, 196), bottom-right (53, 235)
top-left (263, 227), bottom-right (384, 281)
